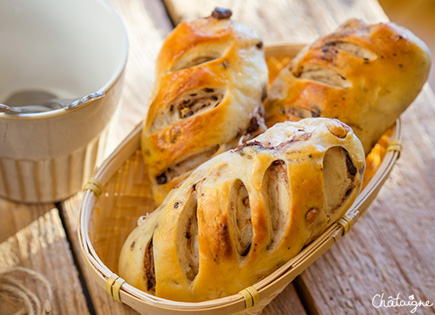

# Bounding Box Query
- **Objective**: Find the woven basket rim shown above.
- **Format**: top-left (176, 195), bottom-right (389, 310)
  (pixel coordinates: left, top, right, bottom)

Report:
top-left (78, 43), bottom-right (402, 313)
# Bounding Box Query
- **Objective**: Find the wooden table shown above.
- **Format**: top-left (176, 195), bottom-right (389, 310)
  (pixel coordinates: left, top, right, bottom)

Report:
top-left (1, 0), bottom-right (434, 314)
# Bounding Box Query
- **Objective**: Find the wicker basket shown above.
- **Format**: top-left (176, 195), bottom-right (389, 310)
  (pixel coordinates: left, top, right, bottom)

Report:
top-left (78, 44), bottom-right (402, 314)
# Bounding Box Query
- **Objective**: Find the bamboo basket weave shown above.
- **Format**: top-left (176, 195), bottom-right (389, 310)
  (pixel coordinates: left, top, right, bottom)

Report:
top-left (78, 44), bottom-right (402, 314)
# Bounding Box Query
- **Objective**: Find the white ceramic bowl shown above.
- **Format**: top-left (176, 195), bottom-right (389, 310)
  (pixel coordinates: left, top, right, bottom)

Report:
top-left (0, 0), bottom-right (128, 203)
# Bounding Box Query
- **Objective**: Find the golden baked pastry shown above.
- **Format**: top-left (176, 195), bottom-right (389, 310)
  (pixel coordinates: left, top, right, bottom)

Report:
top-left (142, 8), bottom-right (268, 205)
top-left (265, 19), bottom-right (431, 154)
top-left (119, 118), bottom-right (365, 302)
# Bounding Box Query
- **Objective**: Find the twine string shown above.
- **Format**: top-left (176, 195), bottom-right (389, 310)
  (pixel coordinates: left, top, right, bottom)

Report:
top-left (0, 267), bottom-right (53, 315)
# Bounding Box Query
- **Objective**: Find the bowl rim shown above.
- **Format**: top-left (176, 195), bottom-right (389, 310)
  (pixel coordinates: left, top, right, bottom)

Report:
top-left (0, 0), bottom-right (129, 121)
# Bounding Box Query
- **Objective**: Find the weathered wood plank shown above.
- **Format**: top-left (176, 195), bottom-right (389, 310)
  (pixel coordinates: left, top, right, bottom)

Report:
top-left (62, 194), bottom-right (138, 315)
top-left (0, 201), bottom-right (51, 243)
top-left (163, 0), bottom-right (388, 43)
top-left (59, 0), bottom-right (173, 314)
top-left (0, 200), bottom-right (89, 315)
top-left (104, 0), bottom-right (172, 149)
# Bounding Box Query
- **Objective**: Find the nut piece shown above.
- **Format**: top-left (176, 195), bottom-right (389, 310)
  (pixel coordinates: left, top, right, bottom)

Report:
top-left (327, 121), bottom-right (351, 138)
top-left (211, 8), bottom-right (232, 20)
top-left (305, 208), bottom-right (319, 226)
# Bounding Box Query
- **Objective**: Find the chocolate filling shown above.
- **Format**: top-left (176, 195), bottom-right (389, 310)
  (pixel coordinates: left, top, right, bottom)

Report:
top-left (156, 145), bottom-right (220, 185)
top-left (211, 8), bottom-right (232, 20)
top-left (144, 239), bottom-right (156, 293)
top-left (151, 88), bottom-right (225, 132)
top-left (230, 180), bottom-right (253, 257)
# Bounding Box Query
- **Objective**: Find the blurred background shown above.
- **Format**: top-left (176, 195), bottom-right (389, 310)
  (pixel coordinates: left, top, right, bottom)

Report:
top-left (379, 0), bottom-right (435, 89)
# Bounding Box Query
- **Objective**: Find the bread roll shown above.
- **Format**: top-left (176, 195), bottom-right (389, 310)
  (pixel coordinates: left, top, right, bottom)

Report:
top-left (119, 118), bottom-right (365, 302)
top-left (142, 8), bottom-right (268, 206)
top-left (265, 19), bottom-right (431, 154)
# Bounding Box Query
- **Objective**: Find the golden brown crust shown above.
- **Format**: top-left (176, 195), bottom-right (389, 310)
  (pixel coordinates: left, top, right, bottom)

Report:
top-left (142, 11), bottom-right (268, 205)
top-left (120, 118), bottom-right (365, 302)
top-left (265, 19), bottom-right (431, 154)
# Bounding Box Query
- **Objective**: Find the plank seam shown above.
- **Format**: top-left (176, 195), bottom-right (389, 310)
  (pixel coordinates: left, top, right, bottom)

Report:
top-left (56, 201), bottom-right (97, 315)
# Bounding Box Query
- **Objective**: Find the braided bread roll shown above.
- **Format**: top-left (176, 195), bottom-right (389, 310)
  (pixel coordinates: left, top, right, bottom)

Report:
top-left (120, 118), bottom-right (365, 301)
top-left (265, 19), bottom-right (431, 154)
top-left (142, 8), bottom-right (268, 205)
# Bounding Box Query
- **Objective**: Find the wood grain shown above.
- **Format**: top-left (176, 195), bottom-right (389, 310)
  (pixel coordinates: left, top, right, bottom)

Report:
top-left (0, 200), bottom-right (54, 243)
top-left (163, 0), bottom-right (388, 43)
top-left (104, 0), bottom-right (172, 151)
top-left (0, 201), bottom-right (89, 315)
